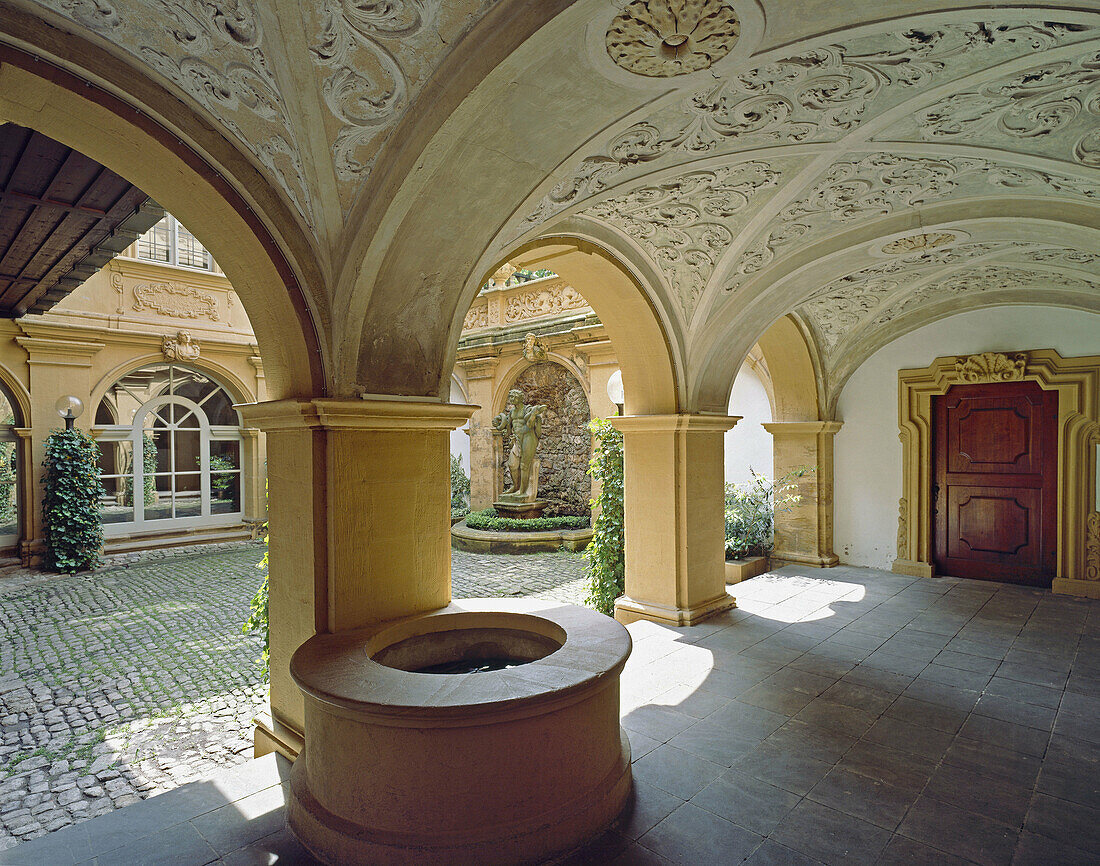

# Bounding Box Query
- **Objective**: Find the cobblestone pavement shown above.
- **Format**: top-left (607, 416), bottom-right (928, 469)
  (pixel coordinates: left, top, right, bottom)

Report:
top-left (0, 543), bottom-right (589, 849)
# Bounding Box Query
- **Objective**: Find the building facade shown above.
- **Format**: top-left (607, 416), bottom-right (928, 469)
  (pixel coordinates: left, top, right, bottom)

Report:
top-left (0, 215), bottom-right (267, 563)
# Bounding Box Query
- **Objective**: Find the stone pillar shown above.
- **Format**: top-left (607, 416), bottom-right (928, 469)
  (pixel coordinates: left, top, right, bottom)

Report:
top-left (762, 421), bottom-right (842, 568)
top-left (240, 427), bottom-right (266, 530)
top-left (237, 398), bottom-right (474, 756)
top-left (611, 414), bottom-right (739, 627)
top-left (457, 357), bottom-right (498, 511)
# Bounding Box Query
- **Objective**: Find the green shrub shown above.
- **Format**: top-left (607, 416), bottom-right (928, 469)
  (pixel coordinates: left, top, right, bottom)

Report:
top-left (124, 434), bottom-right (157, 507)
top-left (724, 467), bottom-right (809, 560)
top-left (584, 418), bottom-right (624, 615)
top-left (450, 454), bottom-right (470, 510)
top-left (243, 485), bottom-right (269, 679)
top-left (465, 508), bottom-right (588, 533)
top-left (43, 428), bottom-right (104, 573)
top-left (0, 440), bottom-right (16, 525)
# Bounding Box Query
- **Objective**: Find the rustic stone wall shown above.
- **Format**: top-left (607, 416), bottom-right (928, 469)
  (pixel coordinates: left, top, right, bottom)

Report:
top-left (500, 363), bottom-right (591, 517)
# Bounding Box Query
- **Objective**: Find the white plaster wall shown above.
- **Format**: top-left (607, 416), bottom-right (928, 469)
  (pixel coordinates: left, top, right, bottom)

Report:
top-left (834, 306), bottom-right (1100, 569)
top-left (449, 377), bottom-right (470, 472)
top-left (725, 363), bottom-right (774, 485)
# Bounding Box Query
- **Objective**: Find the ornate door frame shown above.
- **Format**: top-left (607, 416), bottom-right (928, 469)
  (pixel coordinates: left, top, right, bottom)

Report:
top-left (893, 349), bottom-right (1100, 596)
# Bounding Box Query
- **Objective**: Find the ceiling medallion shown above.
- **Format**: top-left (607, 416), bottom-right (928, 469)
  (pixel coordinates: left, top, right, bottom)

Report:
top-left (606, 0), bottom-right (741, 78)
top-left (881, 232), bottom-right (957, 255)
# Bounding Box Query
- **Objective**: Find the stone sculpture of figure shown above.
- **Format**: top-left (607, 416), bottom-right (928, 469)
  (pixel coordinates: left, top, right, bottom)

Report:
top-left (492, 389), bottom-right (547, 502)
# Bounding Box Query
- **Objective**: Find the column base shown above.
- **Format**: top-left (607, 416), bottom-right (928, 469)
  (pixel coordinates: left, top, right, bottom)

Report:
top-left (771, 549), bottom-right (839, 568)
top-left (614, 591), bottom-right (736, 627)
top-left (892, 559), bottom-right (934, 579)
top-left (1053, 577), bottom-right (1100, 598)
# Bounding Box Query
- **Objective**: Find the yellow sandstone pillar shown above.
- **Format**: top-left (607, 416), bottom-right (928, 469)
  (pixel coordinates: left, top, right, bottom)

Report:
top-left (762, 421), bottom-right (842, 568)
top-left (611, 414), bottom-right (739, 627)
top-left (238, 397), bottom-right (474, 757)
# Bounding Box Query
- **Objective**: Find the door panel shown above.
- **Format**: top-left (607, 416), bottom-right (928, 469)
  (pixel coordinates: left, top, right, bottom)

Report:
top-left (933, 381), bottom-right (1057, 586)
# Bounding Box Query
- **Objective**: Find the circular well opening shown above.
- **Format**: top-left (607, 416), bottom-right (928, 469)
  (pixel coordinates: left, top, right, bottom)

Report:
top-left (372, 620), bottom-right (566, 675)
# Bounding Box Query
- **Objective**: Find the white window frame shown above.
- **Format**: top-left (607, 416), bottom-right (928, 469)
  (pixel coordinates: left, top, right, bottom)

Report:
top-left (135, 215), bottom-right (215, 272)
top-left (97, 383), bottom-right (243, 536)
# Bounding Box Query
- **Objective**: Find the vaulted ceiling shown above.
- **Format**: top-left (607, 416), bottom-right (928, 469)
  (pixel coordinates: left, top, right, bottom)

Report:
top-left (4, 1), bottom-right (1097, 406)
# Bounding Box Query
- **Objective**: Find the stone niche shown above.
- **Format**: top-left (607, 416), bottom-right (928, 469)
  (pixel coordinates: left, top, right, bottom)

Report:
top-left (500, 362), bottom-right (591, 516)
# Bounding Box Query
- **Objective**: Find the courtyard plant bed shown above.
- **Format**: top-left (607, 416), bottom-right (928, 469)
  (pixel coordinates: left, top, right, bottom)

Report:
top-left (724, 468), bottom-right (810, 582)
top-left (452, 508), bottom-right (592, 554)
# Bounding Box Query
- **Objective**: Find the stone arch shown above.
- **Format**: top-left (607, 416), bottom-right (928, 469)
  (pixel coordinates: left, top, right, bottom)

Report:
top-left (458, 236), bottom-right (682, 417)
top-left (0, 362), bottom-right (30, 429)
top-left (495, 358), bottom-right (593, 517)
top-left (0, 42), bottom-right (325, 400)
top-left (754, 315), bottom-right (825, 422)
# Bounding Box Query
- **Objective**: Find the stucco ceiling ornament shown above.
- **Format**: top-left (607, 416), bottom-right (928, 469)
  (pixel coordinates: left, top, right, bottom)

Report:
top-left (162, 331), bottom-right (201, 362)
top-left (955, 352), bottom-right (1028, 383)
top-left (910, 48), bottom-right (1100, 167)
top-left (881, 233), bottom-right (957, 255)
top-left (724, 154), bottom-right (1098, 294)
top-left (605, 0), bottom-right (741, 78)
top-left (582, 163), bottom-right (780, 317)
top-left (310, 0), bottom-right (433, 183)
top-left (30, 0), bottom-right (314, 225)
top-left (523, 21), bottom-right (1092, 229)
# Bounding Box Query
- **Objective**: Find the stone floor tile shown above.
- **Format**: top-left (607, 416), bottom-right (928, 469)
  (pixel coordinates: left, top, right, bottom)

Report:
top-left (877, 834), bottom-right (975, 865)
top-left (189, 784), bottom-right (287, 856)
top-left (862, 715), bottom-right (955, 762)
top-left (621, 705), bottom-right (699, 744)
top-left (818, 679), bottom-right (897, 715)
top-left (631, 745), bottom-right (725, 801)
top-left (958, 713), bottom-right (1051, 758)
top-left (995, 661), bottom-right (1069, 690)
top-left (923, 761), bottom-right (1033, 827)
top-left (793, 697), bottom-right (878, 737)
top-left (689, 769), bottom-right (801, 835)
top-left (214, 826), bottom-right (321, 866)
top-left (918, 663), bottom-right (993, 691)
top-left (1012, 830), bottom-right (1096, 866)
top-left (77, 819), bottom-right (218, 866)
top-left (835, 740), bottom-right (937, 791)
top-left (763, 667), bottom-right (837, 697)
top-left (1035, 758), bottom-right (1100, 808)
top-left (614, 780), bottom-right (684, 841)
top-left (1024, 792), bottom-right (1100, 854)
top-left (941, 738), bottom-right (1042, 790)
top-left (769, 798), bottom-right (893, 866)
top-left (637, 803), bottom-right (762, 866)
top-left (805, 766), bottom-right (919, 831)
top-left (729, 741), bottom-right (834, 796)
top-left (885, 695), bottom-right (969, 734)
top-left (900, 678), bottom-right (980, 712)
top-left (899, 796), bottom-right (1019, 866)
top-left (735, 683), bottom-right (815, 717)
top-left (974, 694), bottom-right (1057, 731)
top-left (665, 719), bottom-right (762, 768)
top-left (741, 839), bottom-right (826, 866)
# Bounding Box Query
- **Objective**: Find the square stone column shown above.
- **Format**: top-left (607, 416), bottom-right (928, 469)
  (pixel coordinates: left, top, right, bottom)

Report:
top-left (237, 397), bottom-right (475, 755)
top-left (611, 414), bottom-right (739, 627)
top-left (457, 357), bottom-right (499, 511)
top-left (762, 421), bottom-right (842, 568)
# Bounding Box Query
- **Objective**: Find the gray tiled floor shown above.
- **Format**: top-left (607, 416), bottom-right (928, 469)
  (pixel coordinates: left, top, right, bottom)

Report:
top-left (3, 564), bottom-right (1098, 865)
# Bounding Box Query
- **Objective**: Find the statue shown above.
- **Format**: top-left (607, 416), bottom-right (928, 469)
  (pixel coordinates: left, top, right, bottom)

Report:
top-left (492, 389), bottom-right (548, 517)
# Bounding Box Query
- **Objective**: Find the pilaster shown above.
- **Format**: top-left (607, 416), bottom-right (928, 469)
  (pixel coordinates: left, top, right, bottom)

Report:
top-left (237, 397), bottom-right (475, 752)
top-left (611, 414), bottom-right (739, 627)
top-left (762, 421), bottom-right (842, 568)
top-left (456, 356), bottom-right (499, 511)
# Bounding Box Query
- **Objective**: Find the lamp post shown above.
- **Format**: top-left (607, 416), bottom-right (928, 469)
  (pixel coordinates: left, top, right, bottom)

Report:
top-left (55, 396), bottom-right (84, 431)
top-left (606, 370), bottom-right (624, 417)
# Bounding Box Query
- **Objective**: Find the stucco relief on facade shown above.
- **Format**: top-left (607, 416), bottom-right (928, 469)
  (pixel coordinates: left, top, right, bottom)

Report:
top-left (464, 303), bottom-right (489, 330)
top-left (955, 352), bottom-right (1028, 383)
top-left (162, 330), bottom-right (201, 361)
top-left (505, 285), bottom-right (587, 323)
top-left (897, 498), bottom-right (908, 560)
top-left (605, 0), bottom-right (740, 78)
top-left (133, 282), bottom-right (220, 321)
top-left (581, 163), bottom-right (780, 317)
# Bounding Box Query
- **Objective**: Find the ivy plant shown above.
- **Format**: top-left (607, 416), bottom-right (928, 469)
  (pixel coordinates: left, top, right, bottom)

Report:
top-left (43, 428), bottom-right (104, 573)
top-left (450, 453), bottom-right (470, 512)
top-left (243, 483), bottom-right (269, 679)
top-left (583, 418), bottom-right (624, 616)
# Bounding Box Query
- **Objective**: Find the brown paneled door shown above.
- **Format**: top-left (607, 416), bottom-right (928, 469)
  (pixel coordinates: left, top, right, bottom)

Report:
top-left (932, 381), bottom-right (1057, 586)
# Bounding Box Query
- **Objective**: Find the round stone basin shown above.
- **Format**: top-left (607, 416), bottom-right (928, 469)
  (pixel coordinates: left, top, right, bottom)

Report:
top-left (287, 599), bottom-right (632, 865)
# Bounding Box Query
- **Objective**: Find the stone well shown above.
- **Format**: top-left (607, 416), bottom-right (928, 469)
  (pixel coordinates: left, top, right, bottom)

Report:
top-left (286, 598), bottom-right (633, 865)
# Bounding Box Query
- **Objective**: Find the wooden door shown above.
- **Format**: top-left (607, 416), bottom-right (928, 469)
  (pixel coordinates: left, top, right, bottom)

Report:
top-left (932, 380), bottom-right (1057, 586)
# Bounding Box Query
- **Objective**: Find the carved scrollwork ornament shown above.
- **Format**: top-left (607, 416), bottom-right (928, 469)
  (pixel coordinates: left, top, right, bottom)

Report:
top-left (955, 352), bottom-right (1028, 384)
top-left (606, 0), bottom-right (741, 78)
top-left (1087, 512), bottom-right (1100, 581)
top-left (882, 233), bottom-right (957, 255)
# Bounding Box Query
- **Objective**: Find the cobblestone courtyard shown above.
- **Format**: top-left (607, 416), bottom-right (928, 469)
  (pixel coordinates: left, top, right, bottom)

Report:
top-left (0, 543), bottom-right (588, 849)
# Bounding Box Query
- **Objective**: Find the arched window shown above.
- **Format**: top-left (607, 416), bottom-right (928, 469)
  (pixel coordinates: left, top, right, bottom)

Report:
top-left (0, 385), bottom-right (20, 549)
top-left (96, 364), bottom-right (242, 532)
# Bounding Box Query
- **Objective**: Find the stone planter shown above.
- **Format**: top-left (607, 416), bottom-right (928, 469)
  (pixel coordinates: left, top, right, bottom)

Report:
top-left (287, 598), bottom-right (632, 865)
top-left (451, 518), bottom-right (593, 553)
top-left (725, 555), bottom-right (768, 584)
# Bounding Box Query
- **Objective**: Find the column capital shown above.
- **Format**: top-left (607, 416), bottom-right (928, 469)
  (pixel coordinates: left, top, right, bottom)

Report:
top-left (237, 398), bottom-right (477, 432)
top-left (611, 413), bottom-right (740, 434)
top-left (762, 421), bottom-right (842, 436)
